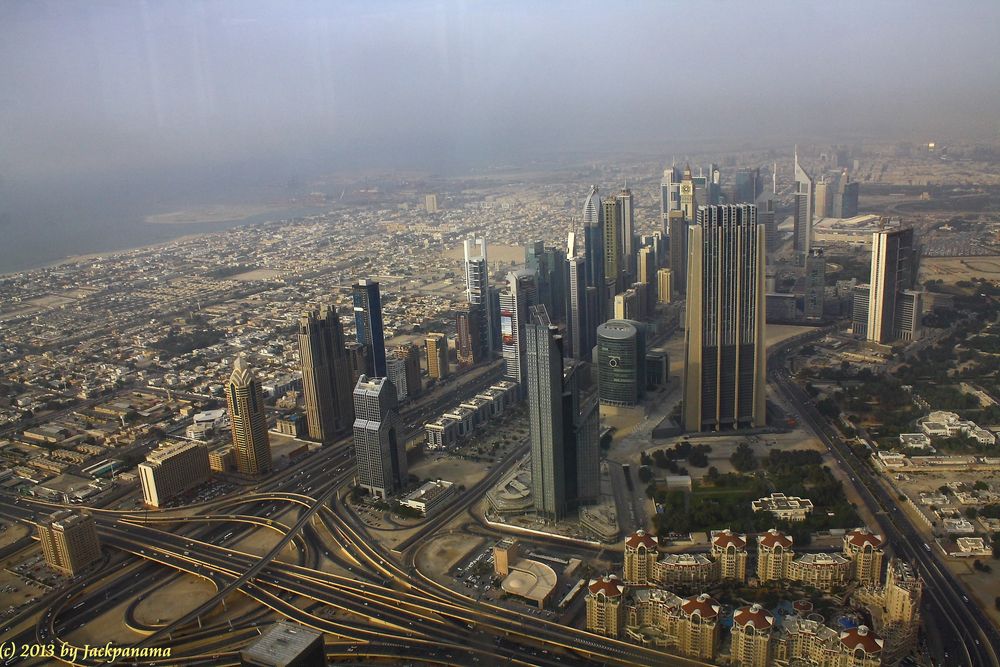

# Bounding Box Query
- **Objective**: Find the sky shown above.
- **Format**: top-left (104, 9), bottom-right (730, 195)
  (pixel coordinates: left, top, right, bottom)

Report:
top-left (2, 0), bottom-right (999, 186)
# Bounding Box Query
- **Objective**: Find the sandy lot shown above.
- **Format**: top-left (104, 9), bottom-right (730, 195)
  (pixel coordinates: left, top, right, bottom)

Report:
top-left (441, 243), bottom-right (525, 264)
top-left (145, 203), bottom-right (280, 224)
top-left (132, 575), bottom-right (218, 626)
top-left (415, 533), bottom-right (486, 579)
top-left (920, 256), bottom-right (1000, 282)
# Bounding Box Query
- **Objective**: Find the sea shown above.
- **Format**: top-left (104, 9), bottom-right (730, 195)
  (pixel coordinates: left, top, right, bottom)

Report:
top-left (0, 170), bottom-right (328, 276)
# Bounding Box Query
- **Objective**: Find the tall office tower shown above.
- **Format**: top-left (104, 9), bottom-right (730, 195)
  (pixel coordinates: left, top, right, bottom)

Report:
top-left (803, 248), bottom-right (826, 320)
top-left (680, 165), bottom-right (697, 219)
top-left (344, 342), bottom-right (367, 384)
top-left (394, 344), bottom-right (423, 398)
top-left (499, 269), bottom-right (537, 386)
top-left (636, 244), bottom-right (657, 284)
top-left (758, 195), bottom-right (778, 256)
top-left (596, 319), bottom-right (646, 407)
top-left (602, 194), bottom-right (624, 298)
top-left (657, 268), bottom-right (673, 304)
top-left (583, 186), bottom-right (605, 288)
top-left (585, 286), bottom-right (599, 355)
top-left (833, 170), bottom-right (860, 218)
top-left (526, 311), bottom-right (567, 521)
top-left (37, 510), bottom-right (101, 575)
top-left (455, 304), bottom-right (483, 367)
top-left (667, 211), bottom-right (688, 297)
top-left (613, 287), bottom-right (642, 321)
top-left (706, 163), bottom-right (723, 204)
top-left (352, 279), bottom-right (387, 377)
top-left (661, 166), bottom-right (682, 222)
top-left (683, 205), bottom-right (766, 432)
top-left (385, 356), bottom-right (409, 401)
top-left (298, 305), bottom-right (354, 443)
top-left (525, 307), bottom-right (599, 521)
top-left (793, 149), bottom-right (814, 256)
top-left (619, 186), bottom-right (636, 282)
top-left (353, 375), bottom-right (406, 499)
top-left (640, 232), bottom-right (664, 267)
top-left (814, 178), bottom-right (830, 218)
top-left (566, 255), bottom-right (589, 361)
top-left (731, 167), bottom-right (762, 204)
top-left (226, 355), bottom-right (272, 475)
top-left (424, 193), bottom-right (439, 213)
top-left (526, 242), bottom-right (567, 322)
top-left (138, 441), bottom-right (210, 507)
top-left (425, 333), bottom-right (449, 379)
top-left (574, 386), bottom-right (600, 506)
top-left (463, 237), bottom-right (496, 356)
top-left (867, 226), bottom-right (918, 344)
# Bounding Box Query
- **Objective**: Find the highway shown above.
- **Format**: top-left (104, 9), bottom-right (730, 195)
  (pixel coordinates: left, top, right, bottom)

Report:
top-left (768, 335), bottom-right (1000, 667)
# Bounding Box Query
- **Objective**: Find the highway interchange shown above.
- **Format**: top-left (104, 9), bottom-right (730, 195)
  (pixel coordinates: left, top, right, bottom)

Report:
top-left (0, 333), bottom-right (998, 665)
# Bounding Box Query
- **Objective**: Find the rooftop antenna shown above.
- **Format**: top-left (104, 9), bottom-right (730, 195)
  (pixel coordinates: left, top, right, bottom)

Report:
top-left (772, 163), bottom-right (777, 194)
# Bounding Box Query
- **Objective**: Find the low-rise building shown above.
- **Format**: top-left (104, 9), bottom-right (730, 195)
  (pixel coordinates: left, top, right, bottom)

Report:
top-left (655, 553), bottom-right (716, 589)
top-left (752, 493), bottom-right (814, 522)
top-left (399, 479), bottom-right (455, 516)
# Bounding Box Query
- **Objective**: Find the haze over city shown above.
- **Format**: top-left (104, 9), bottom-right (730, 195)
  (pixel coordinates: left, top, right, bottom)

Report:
top-left (2, 2), bottom-right (1000, 667)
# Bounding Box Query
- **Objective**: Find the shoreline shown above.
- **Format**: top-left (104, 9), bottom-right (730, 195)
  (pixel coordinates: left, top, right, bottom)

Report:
top-left (1, 204), bottom-right (330, 279)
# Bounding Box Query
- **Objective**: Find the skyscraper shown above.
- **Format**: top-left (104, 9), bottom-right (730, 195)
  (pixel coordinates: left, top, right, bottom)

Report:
top-left (667, 211), bottom-right (688, 297)
top-left (583, 186), bottom-right (607, 334)
top-left (661, 166), bottom-right (682, 222)
top-left (833, 170), bottom-right (860, 218)
top-left (393, 344), bottom-right (423, 397)
top-left (455, 304), bottom-right (483, 367)
top-left (298, 305), bottom-right (354, 443)
top-left (619, 186), bottom-right (636, 283)
top-left (566, 255), bottom-right (589, 361)
top-left (680, 165), bottom-right (697, 220)
top-left (683, 205), bottom-right (766, 432)
top-left (226, 355), bottom-right (272, 475)
top-left (803, 248), bottom-right (826, 320)
top-left (602, 194), bottom-right (624, 299)
top-left (657, 268), bottom-right (673, 304)
top-left (352, 279), bottom-right (387, 377)
top-left (385, 355), bottom-right (409, 401)
top-left (353, 375), bottom-right (406, 499)
top-left (526, 310), bottom-right (567, 521)
top-left (814, 178), bottom-right (831, 218)
top-left (425, 333), bottom-right (449, 379)
top-left (596, 320), bottom-right (646, 407)
top-left (526, 307), bottom-right (599, 522)
top-left (867, 226), bottom-right (919, 344)
top-left (499, 269), bottom-right (537, 386)
top-left (731, 167), bottom-right (762, 205)
top-left (464, 237), bottom-right (496, 357)
top-left (637, 245), bottom-right (657, 313)
top-left (526, 241), bottom-right (567, 323)
top-left (793, 149), bottom-right (814, 256)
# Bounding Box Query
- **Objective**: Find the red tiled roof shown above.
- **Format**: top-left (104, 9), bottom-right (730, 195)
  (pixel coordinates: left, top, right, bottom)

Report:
top-left (625, 529), bottom-right (658, 550)
top-left (681, 594), bottom-right (720, 620)
top-left (588, 575), bottom-right (624, 597)
top-left (845, 528), bottom-right (884, 549)
top-left (733, 604), bottom-right (774, 630)
top-left (840, 626), bottom-right (883, 653)
top-left (712, 529), bottom-right (746, 549)
top-left (758, 528), bottom-right (793, 549)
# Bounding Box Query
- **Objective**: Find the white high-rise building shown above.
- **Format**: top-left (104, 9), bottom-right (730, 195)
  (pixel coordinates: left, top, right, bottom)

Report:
top-left (499, 269), bottom-right (537, 387)
top-left (793, 149), bottom-right (814, 256)
top-left (464, 237), bottom-right (495, 355)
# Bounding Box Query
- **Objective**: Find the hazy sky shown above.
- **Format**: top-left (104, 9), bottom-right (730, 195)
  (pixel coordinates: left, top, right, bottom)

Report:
top-left (2, 0), bottom-right (999, 183)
